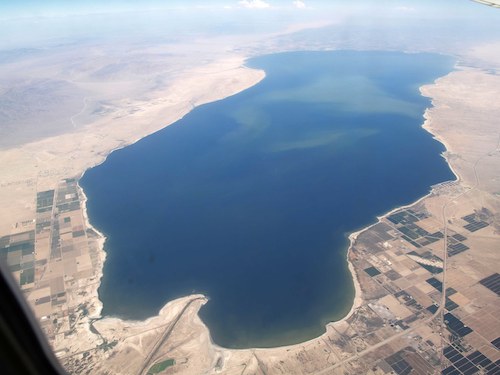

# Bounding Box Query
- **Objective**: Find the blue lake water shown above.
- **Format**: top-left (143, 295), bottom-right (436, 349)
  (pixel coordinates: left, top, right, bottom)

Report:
top-left (80, 51), bottom-right (455, 348)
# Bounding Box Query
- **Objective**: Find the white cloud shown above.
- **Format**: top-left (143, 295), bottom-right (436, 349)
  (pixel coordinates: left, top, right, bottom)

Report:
top-left (293, 0), bottom-right (306, 9)
top-left (238, 0), bottom-right (271, 9)
top-left (395, 6), bottom-right (416, 12)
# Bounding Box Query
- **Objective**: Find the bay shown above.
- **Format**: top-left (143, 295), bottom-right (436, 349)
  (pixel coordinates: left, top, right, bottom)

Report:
top-left (80, 51), bottom-right (455, 348)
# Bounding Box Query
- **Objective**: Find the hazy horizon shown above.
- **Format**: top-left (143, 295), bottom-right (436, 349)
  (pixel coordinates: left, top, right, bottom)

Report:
top-left (1, 1), bottom-right (499, 50)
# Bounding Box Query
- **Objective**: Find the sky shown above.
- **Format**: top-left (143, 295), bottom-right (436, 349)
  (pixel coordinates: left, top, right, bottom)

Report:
top-left (0, 0), bottom-right (494, 16)
top-left (0, 1), bottom-right (498, 49)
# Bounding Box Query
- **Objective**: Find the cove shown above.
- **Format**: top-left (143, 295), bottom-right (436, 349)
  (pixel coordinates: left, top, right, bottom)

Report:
top-left (80, 51), bottom-right (455, 348)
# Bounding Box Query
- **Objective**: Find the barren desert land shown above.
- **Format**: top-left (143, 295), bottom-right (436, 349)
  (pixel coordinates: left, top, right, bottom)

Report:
top-left (1, 30), bottom-right (500, 375)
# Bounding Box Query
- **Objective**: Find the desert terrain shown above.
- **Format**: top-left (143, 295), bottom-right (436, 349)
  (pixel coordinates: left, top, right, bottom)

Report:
top-left (1, 9), bottom-right (499, 375)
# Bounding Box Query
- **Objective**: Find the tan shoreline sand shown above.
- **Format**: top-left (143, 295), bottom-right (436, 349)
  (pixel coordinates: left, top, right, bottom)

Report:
top-left (88, 67), bottom-right (500, 374)
top-left (1, 52), bottom-right (499, 374)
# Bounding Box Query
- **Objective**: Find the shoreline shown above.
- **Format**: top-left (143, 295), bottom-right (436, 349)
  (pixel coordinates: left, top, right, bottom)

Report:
top-left (0, 55), bottom-right (266, 358)
top-left (77, 183), bottom-right (106, 320)
top-left (322, 70), bottom-right (462, 340)
top-left (72, 59), bottom-right (266, 323)
top-left (78, 62), bottom-right (460, 353)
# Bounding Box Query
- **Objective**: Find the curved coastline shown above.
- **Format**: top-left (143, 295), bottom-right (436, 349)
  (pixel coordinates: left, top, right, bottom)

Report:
top-left (332, 73), bottom-right (462, 337)
top-left (77, 54), bottom-right (458, 355)
top-left (244, 72), bottom-right (462, 352)
top-left (66, 65), bottom-right (500, 375)
top-left (73, 57), bottom-right (266, 312)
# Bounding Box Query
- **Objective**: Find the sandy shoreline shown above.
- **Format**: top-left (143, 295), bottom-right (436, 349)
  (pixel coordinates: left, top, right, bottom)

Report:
top-left (330, 68), bottom-right (469, 334)
top-left (73, 60), bottom-right (266, 319)
top-left (76, 60), bottom-right (266, 317)
top-left (77, 184), bottom-right (106, 320)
